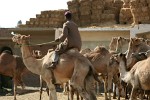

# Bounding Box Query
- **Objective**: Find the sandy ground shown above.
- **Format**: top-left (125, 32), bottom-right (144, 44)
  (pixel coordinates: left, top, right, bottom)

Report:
top-left (0, 87), bottom-right (126, 100)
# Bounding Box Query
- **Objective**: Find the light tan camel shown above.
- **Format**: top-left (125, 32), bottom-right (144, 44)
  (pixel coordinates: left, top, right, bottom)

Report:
top-left (109, 37), bottom-right (129, 53)
top-left (84, 46), bottom-right (122, 100)
top-left (0, 46), bottom-right (27, 100)
top-left (126, 37), bottom-right (150, 68)
top-left (115, 37), bottom-right (130, 53)
top-left (12, 34), bottom-right (99, 100)
top-left (109, 37), bottom-right (118, 52)
top-left (116, 53), bottom-right (150, 100)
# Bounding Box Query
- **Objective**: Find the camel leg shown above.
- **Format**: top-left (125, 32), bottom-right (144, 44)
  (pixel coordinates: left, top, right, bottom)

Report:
top-left (46, 81), bottom-right (57, 100)
top-left (13, 78), bottom-right (17, 100)
top-left (39, 76), bottom-right (43, 100)
top-left (96, 82), bottom-right (101, 95)
top-left (103, 76), bottom-right (108, 100)
top-left (63, 82), bottom-right (68, 95)
top-left (107, 75), bottom-right (113, 100)
top-left (67, 84), bottom-right (73, 100)
top-left (130, 88), bottom-right (137, 100)
top-left (113, 84), bottom-right (116, 99)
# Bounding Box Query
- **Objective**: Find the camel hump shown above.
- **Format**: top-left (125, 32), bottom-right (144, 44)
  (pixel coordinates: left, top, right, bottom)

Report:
top-left (0, 46), bottom-right (13, 55)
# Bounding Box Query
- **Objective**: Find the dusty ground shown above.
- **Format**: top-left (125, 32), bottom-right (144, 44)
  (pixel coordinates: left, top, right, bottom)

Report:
top-left (0, 87), bottom-right (126, 100)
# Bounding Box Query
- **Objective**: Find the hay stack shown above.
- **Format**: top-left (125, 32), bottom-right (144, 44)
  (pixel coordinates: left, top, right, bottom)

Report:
top-left (130, 0), bottom-right (150, 24)
top-left (91, 0), bottom-right (104, 25)
top-left (114, 0), bottom-right (123, 24)
top-left (101, 0), bottom-right (116, 24)
top-left (79, 0), bottom-right (92, 26)
top-left (25, 10), bottom-right (66, 28)
top-left (119, 8), bottom-right (133, 24)
top-left (67, 0), bottom-right (80, 25)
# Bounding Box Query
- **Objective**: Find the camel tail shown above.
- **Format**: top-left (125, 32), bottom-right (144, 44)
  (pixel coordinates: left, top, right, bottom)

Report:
top-left (84, 65), bottom-right (98, 100)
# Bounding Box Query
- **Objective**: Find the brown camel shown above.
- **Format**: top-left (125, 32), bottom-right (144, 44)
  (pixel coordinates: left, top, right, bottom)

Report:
top-left (116, 53), bottom-right (150, 100)
top-left (0, 46), bottom-right (27, 100)
top-left (80, 48), bottom-right (92, 55)
top-left (126, 37), bottom-right (150, 68)
top-left (84, 46), bottom-right (122, 100)
top-left (12, 34), bottom-right (99, 100)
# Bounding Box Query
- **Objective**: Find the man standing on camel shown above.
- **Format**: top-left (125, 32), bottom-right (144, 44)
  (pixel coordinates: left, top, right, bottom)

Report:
top-left (48, 10), bottom-right (82, 69)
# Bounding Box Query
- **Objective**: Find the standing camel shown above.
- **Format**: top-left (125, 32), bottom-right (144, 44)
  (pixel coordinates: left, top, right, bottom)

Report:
top-left (84, 46), bottom-right (122, 100)
top-left (126, 37), bottom-right (150, 68)
top-left (12, 34), bottom-right (99, 100)
top-left (116, 53), bottom-right (150, 100)
top-left (0, 46), bottom-right (27, 100)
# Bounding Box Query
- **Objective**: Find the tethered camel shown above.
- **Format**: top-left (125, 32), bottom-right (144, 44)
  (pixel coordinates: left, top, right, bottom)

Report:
top-left (12, 34), bottom-right (99, 100)
top-left (0, 46), bottom-right (27, 100)
top-left (116, 53), bottom-right (150, 100)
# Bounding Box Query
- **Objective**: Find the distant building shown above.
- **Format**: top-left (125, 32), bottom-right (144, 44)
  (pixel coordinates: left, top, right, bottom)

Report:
top-left (17, 20), bottom-right (22, 27)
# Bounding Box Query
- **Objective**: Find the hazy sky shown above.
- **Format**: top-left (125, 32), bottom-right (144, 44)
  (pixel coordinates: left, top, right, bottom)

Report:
top-left (0, 0), bottom-right (69, 28)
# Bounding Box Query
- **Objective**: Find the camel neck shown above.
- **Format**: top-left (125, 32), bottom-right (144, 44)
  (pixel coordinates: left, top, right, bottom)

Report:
top-left (119, 59), bottom-right (129, 81)
top-left (21, 42), bottom-right (42, 75)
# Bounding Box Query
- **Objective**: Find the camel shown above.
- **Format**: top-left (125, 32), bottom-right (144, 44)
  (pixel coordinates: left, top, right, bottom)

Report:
top-left (109, 37), bottom-right (129, 53)
top-left (126, 37), bottom-right (150, 68)
top-left (12, 34), bottom-right (99, 100)
top-left (115, 37), bottom-right (129, 53)
top-left (84, 46), bottom-right (122, 100)
top-left (116, 53), bottom-right (150, 100)
top-left (80, 48), bottom-right (92, 55)
top-left (0, 46), bottom-right (27, 100)
top-left (109, 37), bottom-right (118, 52)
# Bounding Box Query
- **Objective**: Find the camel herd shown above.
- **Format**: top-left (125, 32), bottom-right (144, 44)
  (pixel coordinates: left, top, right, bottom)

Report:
top-left (0, 33), bottom-right (150, 100)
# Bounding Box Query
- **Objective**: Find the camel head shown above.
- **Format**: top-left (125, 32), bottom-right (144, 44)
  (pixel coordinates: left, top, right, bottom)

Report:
top-left (12, 34), bottom-right (30, 45)
top-left (127, 52), bottom-right (147, 69)
top-left (109, 54), bottom-right (119, 67)
top-left (109, 37), bottom-right (118, 50)
top-left (80, 48), bottom-right (91, 55)
top-left (117, 37), bottom-right (130, 46)
top-left (126, 37), bottom-right (145, 58)
top-left (32, 50), bottom-right (42, 59)
top-left (115, 53), bottom-right (127, 65)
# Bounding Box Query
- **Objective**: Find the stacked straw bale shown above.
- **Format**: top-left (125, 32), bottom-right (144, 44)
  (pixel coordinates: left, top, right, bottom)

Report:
top-left (101, 0), bottom-right (116, 24)
top-left (114, 0), bottom-right (123, 24)
top-left (67, 0), bottom-right (80, 25)
top-left (130, 0), bottom-right (150, 24)
top-left (119, 8), bottom-right (133, 24)
top-left (79, 0), bottom-right (92, 26)
top-left (25, 10), bottom-right (66, 28)
top-left (91, 0), bottom-right (104, 25)
top-left (119, 0), bottom-right (133, 24)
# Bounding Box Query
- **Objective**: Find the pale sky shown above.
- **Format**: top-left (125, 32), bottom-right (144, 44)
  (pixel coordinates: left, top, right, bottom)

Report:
top-left (0, 0), bottom-right (69, 28)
